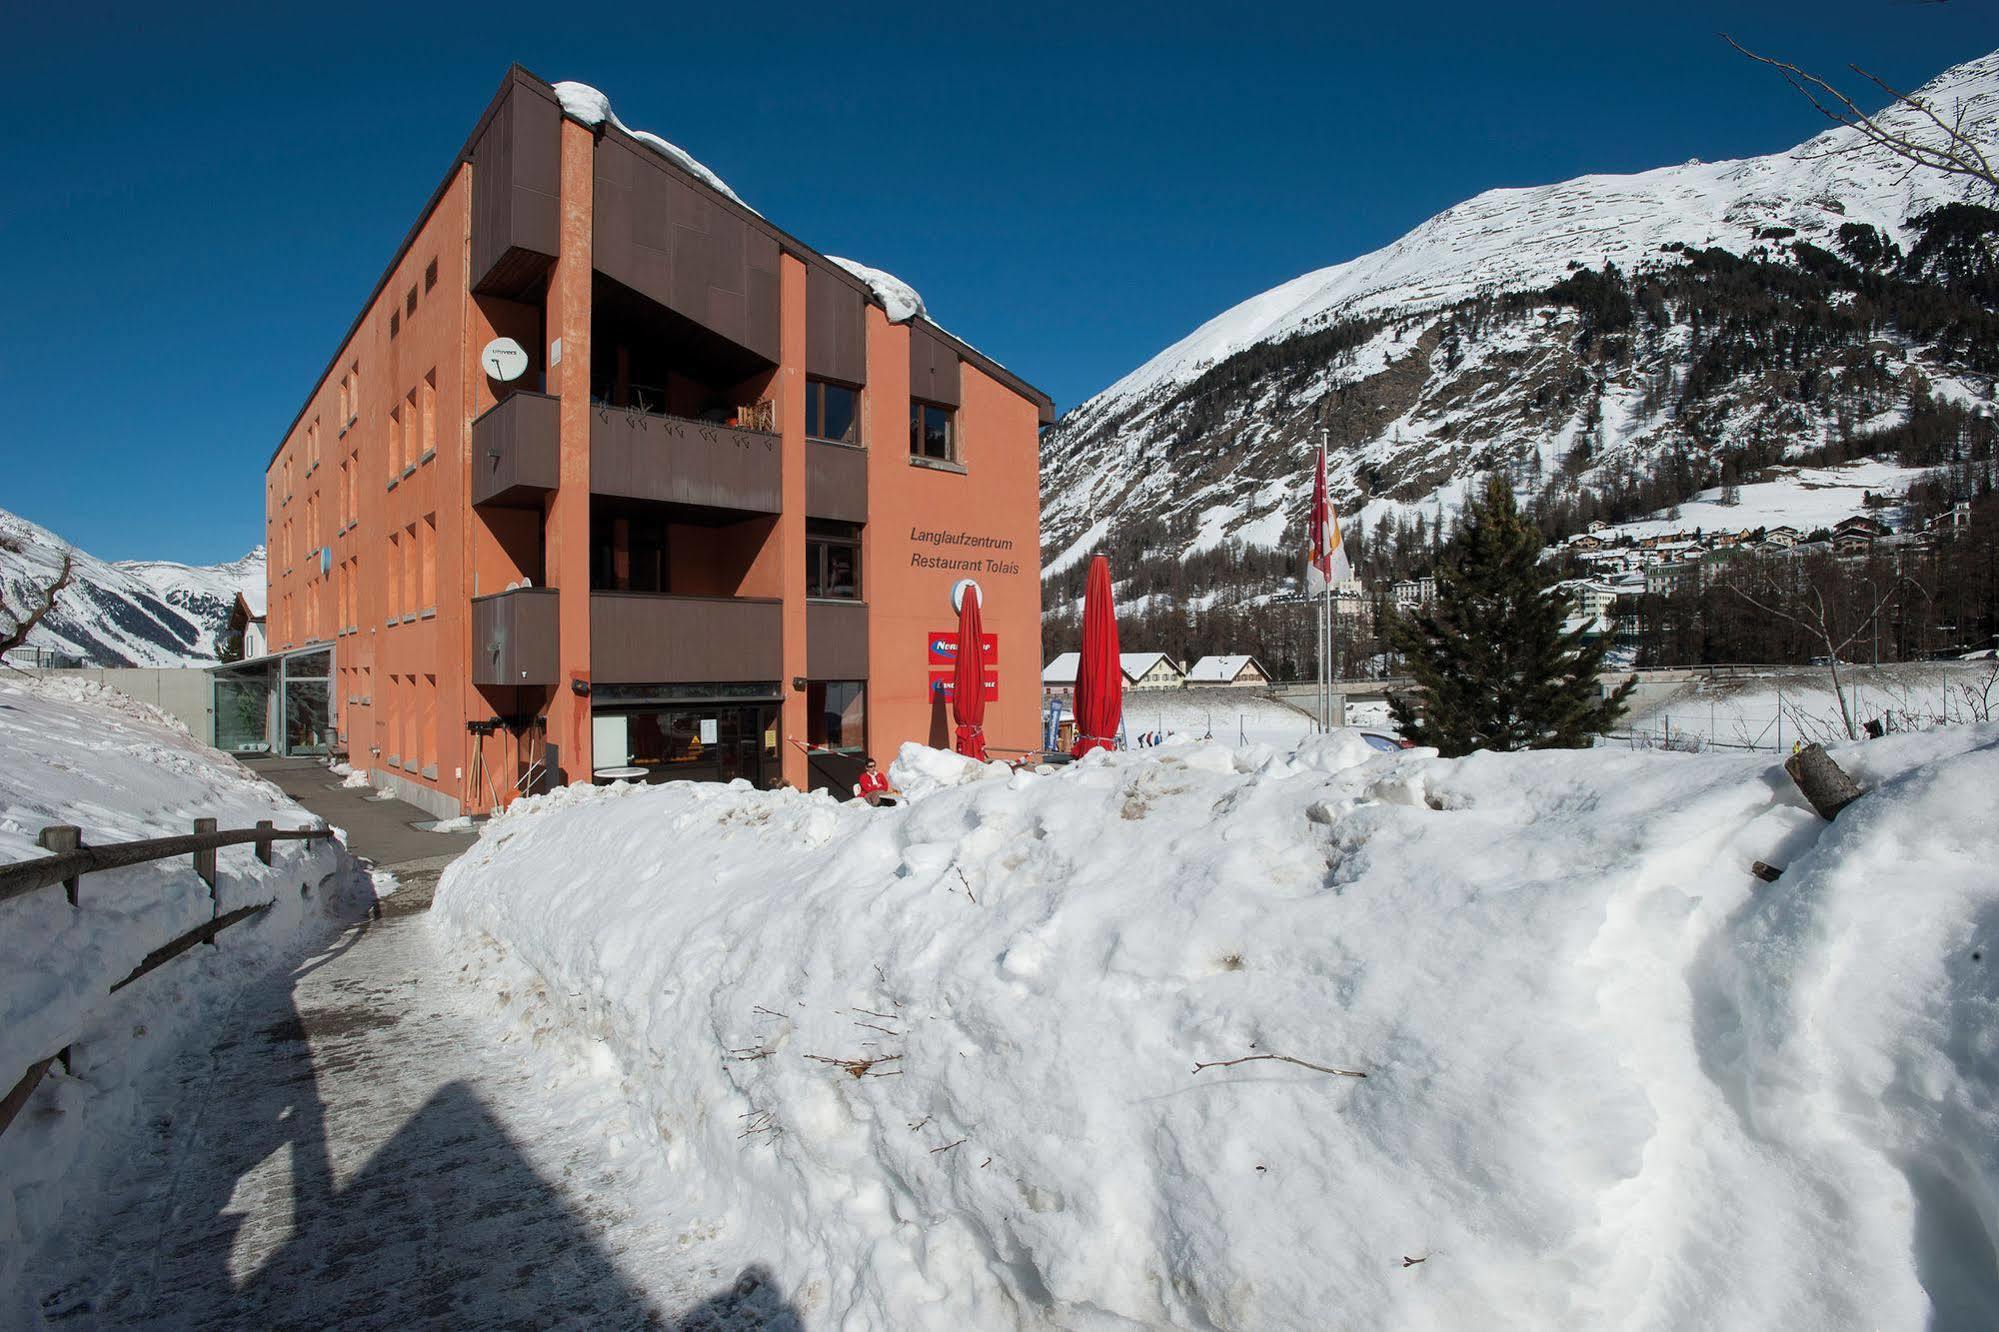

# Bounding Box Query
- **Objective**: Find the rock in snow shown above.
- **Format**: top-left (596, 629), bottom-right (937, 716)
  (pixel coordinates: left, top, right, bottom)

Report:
top-left (433, 726), bottom-right (1999, 1328)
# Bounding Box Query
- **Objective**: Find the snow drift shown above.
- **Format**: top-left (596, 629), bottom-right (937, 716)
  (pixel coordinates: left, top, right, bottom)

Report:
top-left (432, 729), bottom-right (1999, 1329)
top-left (0, 676), bottom-right (378, 1319)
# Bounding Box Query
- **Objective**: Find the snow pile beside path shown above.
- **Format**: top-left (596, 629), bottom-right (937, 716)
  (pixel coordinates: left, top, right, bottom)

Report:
top-left (0, 676), bottom-right (377, 1319)
top-left (888, 741), bottom-right (1011, 801)
top-left (432, 728), bottom-right (1999, 1329)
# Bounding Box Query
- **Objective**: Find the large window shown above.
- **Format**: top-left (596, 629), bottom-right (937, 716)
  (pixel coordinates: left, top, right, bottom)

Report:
top-left (592, 505), bottom-right (671, 593)
top-left (807, 681), bottom-right (865, 752)
top-left (806, 520), bottom-right (861, 599)
top-left (910, 400), bottom-right (955, 462)
top-left (804, 379), bottom-right (859, 445)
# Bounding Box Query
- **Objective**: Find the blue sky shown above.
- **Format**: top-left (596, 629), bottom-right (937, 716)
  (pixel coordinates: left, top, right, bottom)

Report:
top-left (3, 2), bottom-right (1994, 565)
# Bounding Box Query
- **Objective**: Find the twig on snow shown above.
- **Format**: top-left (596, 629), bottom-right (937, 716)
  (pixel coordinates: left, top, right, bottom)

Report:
top-left (804, 1053), bottom-right (903, 1079)
top-left (1191, 1053), bottom-right (1368, 1079)
top-left (1402, 1255), bottom-right (1427, 1269)
top-left (930, 1138), bottom-right (967, 1155)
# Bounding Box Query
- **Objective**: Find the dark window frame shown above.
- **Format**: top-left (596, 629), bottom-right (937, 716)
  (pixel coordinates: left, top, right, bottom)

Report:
top-left (806, 680), bottom-right (866, 753)
top-left (803, 378), bottom-right (861, 446)
top-left (909, 399), bottom-right (955, 462)
top-left (805, 519), bottom-right (862, 600)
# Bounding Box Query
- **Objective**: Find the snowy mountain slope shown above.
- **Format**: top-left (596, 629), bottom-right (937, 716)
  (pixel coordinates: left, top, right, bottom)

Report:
top-left (1042, 51), bottom-right (1999, 574)
top-left (114, 548), bottom-right (265, 659)
top-left (0, 507), bottom-right (262, 666)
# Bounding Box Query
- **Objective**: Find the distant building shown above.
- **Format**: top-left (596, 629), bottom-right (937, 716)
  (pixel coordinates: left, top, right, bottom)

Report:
top-left (229, 589), bottom-right (269, 661)
top-left (1187, 655), bottom-right (1272, 687)
top-left (1646, 562), bottom-right (1700, 596)
top-left (1764, 526), bottom-right (1802, 549)
top-left (1834, 515), bottom-right (1890, 540)
top-left (1120, 652), bottom-right (1186, 691)
top-left (1559, 579), bottom-right (1617, 635)
top-left (1390, 577), bottom-right (1436, 609)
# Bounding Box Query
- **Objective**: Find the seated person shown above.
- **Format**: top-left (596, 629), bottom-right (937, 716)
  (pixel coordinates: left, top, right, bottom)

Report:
top-left (852, 756), bottom-right (898, 806)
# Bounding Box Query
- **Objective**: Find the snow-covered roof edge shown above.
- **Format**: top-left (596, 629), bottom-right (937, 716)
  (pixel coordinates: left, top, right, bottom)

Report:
top-left (826, 257), bottom-right (927, 325)
top-left (551, 81), bottom-right (756, 214)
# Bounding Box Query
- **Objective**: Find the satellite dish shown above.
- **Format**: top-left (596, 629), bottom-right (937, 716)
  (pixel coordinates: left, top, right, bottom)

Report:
top-left (951, 578), bottom-right (982, 613)
top-left (481, 337), bottom-right (529, 382)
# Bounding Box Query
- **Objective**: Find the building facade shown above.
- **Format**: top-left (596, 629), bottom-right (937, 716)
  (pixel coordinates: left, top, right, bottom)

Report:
top-left (264, 69), bottom-right (1052, 815)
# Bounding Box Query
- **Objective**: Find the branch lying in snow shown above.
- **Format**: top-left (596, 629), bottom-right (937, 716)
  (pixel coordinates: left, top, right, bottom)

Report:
top-left (1402, 1255), bottom-right (1428, 1269)
top-left (1192, 1053), bottom-right (1369, 1079)
top-left (930, 1138), bottom-right (967, 1155)
top-left (804, 1053), bottom-right (903, 1078)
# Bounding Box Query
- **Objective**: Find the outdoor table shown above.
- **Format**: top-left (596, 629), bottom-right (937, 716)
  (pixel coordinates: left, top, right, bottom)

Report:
top-left (593, 766), bottom-right (647, 783)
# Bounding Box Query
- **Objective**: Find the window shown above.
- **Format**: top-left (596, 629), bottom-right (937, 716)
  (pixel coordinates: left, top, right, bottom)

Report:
top-left (420, 372), bottom-right (436, 460)
top-left (806, 681), bottom-right (865, 752)
top-left (424, 258), bottom-right (438, 292)
top-left (803, 379), bottom-right (859, 445)
top-left (390, 309), bottom-right (400, 339)
top-left (403, 523), bottom-right (418, 612)
top-left (806, 520), bottom-right (862, 599)
top-left (388, 407), bottom-right (402, 478)
top-left (591, 506), bottom-right (670, 593)
top-left (420, 513), bottom-right (436, 609)
top-left (421, 674), bottom-right (437, 770)
top-left (386, 531), bottom-right (401, 615)
top-left (910, 400), bottom-right (954, 462)
top-left (405, 388), bottom-right (420, 469)
top-left (405, 286), bottom-right (418, 318)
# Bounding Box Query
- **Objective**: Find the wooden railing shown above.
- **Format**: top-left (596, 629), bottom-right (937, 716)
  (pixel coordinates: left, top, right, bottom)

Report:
top-left (0, 818), bottom-right (335, 1137)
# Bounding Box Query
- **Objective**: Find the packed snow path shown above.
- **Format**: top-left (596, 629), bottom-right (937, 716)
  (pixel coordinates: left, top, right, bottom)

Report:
top-left (30, 761), bottom-right (802, 1329)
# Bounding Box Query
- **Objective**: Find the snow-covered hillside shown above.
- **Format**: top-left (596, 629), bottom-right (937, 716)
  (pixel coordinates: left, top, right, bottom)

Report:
top-left (434, 729), bottom-right (1999, 1329)
top-left (1042, 50), bottom-right (1999, 574)
top-left (0, 507), bottom-right (261, 666)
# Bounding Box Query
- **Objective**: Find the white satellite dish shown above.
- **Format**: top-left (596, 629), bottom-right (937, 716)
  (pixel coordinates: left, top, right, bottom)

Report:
top-left (950, 578), bottom-right (982, 613)
top-left (481, 337), bottom-right (529, 382)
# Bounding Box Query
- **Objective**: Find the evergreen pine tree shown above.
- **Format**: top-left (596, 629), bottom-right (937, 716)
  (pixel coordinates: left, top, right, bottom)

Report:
top-left (1388, 474), bottom-right (1635, 756)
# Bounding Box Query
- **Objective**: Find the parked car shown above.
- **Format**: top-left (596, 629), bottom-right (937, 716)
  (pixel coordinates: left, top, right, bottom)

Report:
top-left (1357, 731), bottom-right (1415, 752)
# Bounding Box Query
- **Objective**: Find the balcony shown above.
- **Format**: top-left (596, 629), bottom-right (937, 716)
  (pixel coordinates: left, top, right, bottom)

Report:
top-left (806, 599), bottom-right (868, 678)
top-left (472, 392), bottom-right (560, 508)
top-left (590, 406), bottom-right (781, 514)
top-left (471, 587), bottom-right (559, 687)
top-left (591, 593), bottom-right (781, 684)
top-left (806, 439), bottom-right (867, 523)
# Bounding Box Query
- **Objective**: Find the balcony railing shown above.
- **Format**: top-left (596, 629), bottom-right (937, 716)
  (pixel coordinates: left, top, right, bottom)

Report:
top-left (590, 405), bottom-right (781, 515)
top-left (472, 392), bottom-right (560, 508)
top-left (591, 592), bottom-right (781, 684)
top-left (471, 587), bottom-right (559, 686)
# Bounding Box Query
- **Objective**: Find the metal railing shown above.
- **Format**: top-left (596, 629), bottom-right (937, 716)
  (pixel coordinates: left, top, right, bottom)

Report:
top-left (0, 818), bottom-right (334, 1137)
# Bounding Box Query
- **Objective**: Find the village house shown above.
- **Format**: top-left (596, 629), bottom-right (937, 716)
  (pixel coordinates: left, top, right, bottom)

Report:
top-left (1186, 655), bottom-right (1273, 688)
top-left (1041, 651), bottom-right (1186, 698)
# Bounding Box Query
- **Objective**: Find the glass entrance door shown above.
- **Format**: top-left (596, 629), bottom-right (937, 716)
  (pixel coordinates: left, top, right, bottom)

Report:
top-left (609, 704), bottom-right (783, 788)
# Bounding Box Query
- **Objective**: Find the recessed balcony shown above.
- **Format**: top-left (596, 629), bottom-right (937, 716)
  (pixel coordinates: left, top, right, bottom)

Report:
top-left (590, 406), bottom-right (781, 515)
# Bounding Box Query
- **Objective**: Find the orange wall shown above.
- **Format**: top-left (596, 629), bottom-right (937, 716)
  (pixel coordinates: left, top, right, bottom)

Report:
top-left (862, 310), bottom-right (1044, 764)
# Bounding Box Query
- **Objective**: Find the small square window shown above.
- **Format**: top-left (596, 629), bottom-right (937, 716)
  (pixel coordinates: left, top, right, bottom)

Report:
top-left (424, 258), bottom-right (438, 292)
top-left (910, 401), bottom-right (954, 462)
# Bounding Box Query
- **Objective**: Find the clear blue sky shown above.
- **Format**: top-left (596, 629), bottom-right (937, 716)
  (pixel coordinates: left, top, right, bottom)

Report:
top-left (3, 2), bottom-right (1993, 565)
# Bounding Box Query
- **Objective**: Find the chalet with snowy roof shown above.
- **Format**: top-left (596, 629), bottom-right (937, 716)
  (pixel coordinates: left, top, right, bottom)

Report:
top-left (1763, 526), bottom-right (1803, 549)
top-left (1042, 652), bottom-right (1186, 697)
top-left (1834, 515), bottom-right (1891, 540)
top-left (1186, 655), bottom-right (1272, 688)
top-left (228, 588), bottom-right (269, 661)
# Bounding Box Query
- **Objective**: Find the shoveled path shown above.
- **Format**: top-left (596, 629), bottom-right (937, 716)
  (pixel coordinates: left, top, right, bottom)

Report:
top-left (33, 760), bottom-right (798, 1328)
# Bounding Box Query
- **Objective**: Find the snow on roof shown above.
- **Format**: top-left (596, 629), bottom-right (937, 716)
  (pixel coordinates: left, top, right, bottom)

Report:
top-left (1042, 653), bottom-right (1080, 684)
top-left (1187, 655), bottom-right (1265, 682)
top-left (551, 81), bottom-right (755, 213)
top-left (238, 586), bottom-right (267, 620)
top-left (1120, 652), bottom-right (1181, 679)
top-left (827, 257), bottom-right (927, 325)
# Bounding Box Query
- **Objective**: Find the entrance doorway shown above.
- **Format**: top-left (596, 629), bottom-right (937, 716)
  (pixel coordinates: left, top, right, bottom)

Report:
top-left (592, 688), bottom-right (782, 788)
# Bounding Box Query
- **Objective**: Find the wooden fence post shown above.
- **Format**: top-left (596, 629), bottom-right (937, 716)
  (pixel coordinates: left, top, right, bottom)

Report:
top-left (254, 820), bottom-right (274, 866)
top-left (192, 817), bottom-right (218, 896)
top-left (37, 826), bottom-right (81, 906)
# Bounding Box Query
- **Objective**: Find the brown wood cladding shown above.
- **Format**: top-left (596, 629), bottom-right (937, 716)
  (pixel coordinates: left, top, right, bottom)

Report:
top-left (908, 324), bottom-right (962, 407)
top-left (592, 135), bottom-right (781, 365)
top-left (591, 593), bottom-right (783, 683)
top-left (806, 263), bottom-right (867, 385)
top-left (806, 600), bottom-right (869, 679)
top-left (590, 409), bottom-right (782, 514)
top-left (471, 588), bottom-right (560, 686)
top-left (805, 439), bottom-right (868, 523)
top-left (470, 85), bottom-right (561, 297)
top-left (470, 391), bottom-right (560, 507)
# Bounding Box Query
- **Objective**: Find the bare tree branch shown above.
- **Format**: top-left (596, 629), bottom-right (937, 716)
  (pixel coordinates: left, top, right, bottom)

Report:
top-left (1192, 1052), bottom-right (1368, 1079)
top-left (0, 551), bottom-right (74, 657)
top-left (1724, 35), bottom-right (1999, 195)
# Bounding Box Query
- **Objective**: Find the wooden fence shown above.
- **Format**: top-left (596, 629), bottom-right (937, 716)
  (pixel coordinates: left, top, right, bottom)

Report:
top-left (0, 819), bottom-right (334, 1138)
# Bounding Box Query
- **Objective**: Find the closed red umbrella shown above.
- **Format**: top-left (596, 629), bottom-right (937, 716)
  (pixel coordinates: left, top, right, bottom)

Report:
top-left (1071, 554), bottom-right (1122, 758)
top-left (952, 583), bottom-right (989, 760)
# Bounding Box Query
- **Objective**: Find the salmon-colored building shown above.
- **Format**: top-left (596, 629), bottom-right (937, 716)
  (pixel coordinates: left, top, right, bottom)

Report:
top-left (260, 68), bottom-right (1052, 816)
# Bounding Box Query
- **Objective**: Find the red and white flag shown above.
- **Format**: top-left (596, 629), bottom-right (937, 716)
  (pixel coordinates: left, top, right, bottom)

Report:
top-left (1305, 442), bottom-right (1351, 595)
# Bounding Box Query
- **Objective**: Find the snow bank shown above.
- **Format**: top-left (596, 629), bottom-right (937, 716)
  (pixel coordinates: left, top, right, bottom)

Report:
top-left (0, 676), bottom-right (377, 1318)
top-left (551, 80), bottom-right (754, 212)
top-left (432, 728), bottom-right (1999, 1328)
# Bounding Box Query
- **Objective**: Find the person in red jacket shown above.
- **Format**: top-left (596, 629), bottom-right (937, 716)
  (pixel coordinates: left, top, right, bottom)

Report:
top-left (853, 757), bottom-right (897, 806)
